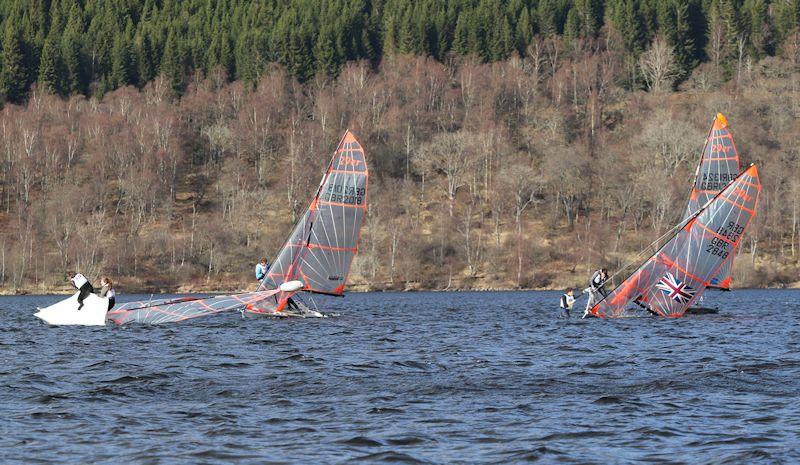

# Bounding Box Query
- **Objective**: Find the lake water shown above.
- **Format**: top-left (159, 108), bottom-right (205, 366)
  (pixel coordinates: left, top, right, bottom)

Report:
top-left (1, 290), bottom-right (798, 464)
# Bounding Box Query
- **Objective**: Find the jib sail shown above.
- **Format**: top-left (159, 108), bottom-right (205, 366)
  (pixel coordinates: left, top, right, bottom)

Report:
top-left (590, 165), bottom-right (760, 318)
top-left (252, 130), bottom-right (368, 314)
top-left (684, 113), bottom-right (741, 290)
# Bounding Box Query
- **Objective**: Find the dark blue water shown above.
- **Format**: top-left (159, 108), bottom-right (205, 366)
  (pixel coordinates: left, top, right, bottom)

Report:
top-left (1, 290), bottom-right (798, 464)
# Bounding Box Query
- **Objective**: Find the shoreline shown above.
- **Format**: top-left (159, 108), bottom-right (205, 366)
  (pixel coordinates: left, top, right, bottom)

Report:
top-left (3, 283), bottom-right (798, 296)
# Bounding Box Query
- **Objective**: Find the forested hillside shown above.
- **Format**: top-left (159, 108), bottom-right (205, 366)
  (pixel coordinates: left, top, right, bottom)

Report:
top-left (1, 0), bottom-right (799, 100)
top-left (0, 0), bottom-right (799, 293)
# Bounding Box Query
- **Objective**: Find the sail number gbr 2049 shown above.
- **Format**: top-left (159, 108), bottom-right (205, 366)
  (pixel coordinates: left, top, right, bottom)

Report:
top-left (322, 183), bottom-right (365, 205)
top-left (706, 221), bottom-right (745, 259)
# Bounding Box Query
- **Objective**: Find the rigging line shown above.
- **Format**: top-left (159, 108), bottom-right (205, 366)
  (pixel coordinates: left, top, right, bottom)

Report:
top-left (603, 218), bottom-right (687, 285)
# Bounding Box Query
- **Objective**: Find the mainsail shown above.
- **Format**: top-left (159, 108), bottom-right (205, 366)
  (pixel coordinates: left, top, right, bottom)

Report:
top-left (683, 113), bottom-right (741, 289)
top-left (106, 290), bottom-right (282, 325)
top-left (590, 165), bottom-right (760, 318)
top-left (249, 130), bottom-right (369, 314)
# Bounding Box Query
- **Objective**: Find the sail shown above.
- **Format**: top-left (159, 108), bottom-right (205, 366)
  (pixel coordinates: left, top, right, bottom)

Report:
top-left (252, 130), bottom-right (368, 313)
top-left (683, 113), bottom-right (741, 289)
top-left (591, 165), bottom-right (761, 318)
top-left (106, 289), bottom-right (282, 325)
top-left (111, 296), bottom-right (202, 312)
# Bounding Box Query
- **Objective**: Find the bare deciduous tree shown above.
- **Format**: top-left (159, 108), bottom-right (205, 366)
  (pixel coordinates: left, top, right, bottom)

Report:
top-left (639, 36), bottom-right (679, 93)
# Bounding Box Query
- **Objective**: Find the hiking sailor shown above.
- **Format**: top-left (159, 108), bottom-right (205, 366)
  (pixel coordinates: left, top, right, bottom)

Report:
top-left (255, 258), bottom-right (270, 281)
top-left (97, 277), bottom-right (116, 311)
top-left (559, 289), bottom-right (576, 318)
top-left (590, 268), bottom-right (609, 298)
top-left (70, 272), bottom-right (94, 310)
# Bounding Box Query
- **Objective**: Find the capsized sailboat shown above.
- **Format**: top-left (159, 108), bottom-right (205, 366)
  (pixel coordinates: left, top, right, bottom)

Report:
top-left (589, 164), bottom-right (761, 318)
top-left (46, 130), bottom-right (367, 326)
top-left (245, 129), bottom-right (369, 317)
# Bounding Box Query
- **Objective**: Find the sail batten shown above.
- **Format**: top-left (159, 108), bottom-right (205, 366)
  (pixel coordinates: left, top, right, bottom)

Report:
top-left (591, 164), bottom-right (760, 318)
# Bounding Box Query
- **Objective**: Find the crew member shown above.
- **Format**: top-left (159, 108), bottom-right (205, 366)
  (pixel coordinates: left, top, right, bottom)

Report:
top-left (70, 272), bottom-right (94, 310)
top-left (590, 268), bottom-right (609, 297)
top-left (559, 289), bottom-right (575, 318)
top-left (255, 258), bottom-right (270, 281)
top-left (97, 277), bottom-right (116, 310)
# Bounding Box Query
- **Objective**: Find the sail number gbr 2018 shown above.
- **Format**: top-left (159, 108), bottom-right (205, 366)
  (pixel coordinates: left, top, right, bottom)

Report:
top-left (705, 221), bottom-right (744, 259)
top-left (322, 183), bottom-right (365, 205)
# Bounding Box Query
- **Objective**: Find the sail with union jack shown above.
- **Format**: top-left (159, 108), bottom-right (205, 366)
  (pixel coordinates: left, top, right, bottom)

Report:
top-left (655, 273), bottom-right (696, 304)
top-left (590, 164), bottom-right (761, 318)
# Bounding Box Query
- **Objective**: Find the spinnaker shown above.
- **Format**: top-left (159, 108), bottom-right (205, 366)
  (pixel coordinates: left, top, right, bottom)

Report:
top-left (590, 165), bottom-right (761, 318)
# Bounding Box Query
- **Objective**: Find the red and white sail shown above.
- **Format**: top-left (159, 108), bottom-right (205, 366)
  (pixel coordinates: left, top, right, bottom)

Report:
top-left (590, 165), bottom-right (760, 318)
top-left (683, 113), bottom-right (741, 289)
top-left (106, 289), bottom-right (283, 325)
top-left (249, 130), bottom-right (369, 315)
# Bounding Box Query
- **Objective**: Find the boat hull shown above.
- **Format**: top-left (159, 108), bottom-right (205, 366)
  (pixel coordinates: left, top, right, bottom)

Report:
top-left (34, 292), bottom-right (108, 326)
top-left (242, 308), bottom-right (325, 319)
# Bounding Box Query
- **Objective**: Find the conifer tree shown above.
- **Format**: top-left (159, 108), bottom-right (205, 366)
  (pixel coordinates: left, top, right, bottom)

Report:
top-left (315, 24), bottom-right (341, 77)
top-left (537, 0), bottom-right (560, 37)
top-left (0, 22), bottom-right (28, 103)
top-left (110, 33), bottom-right (132, 88)
top-left (38, 34), bottom-right (63, 94)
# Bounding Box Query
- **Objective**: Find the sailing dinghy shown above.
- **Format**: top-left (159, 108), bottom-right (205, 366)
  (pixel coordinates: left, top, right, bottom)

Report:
top-left (246, 129), bottom-right (369, 317)
top-left (588, 164), bottom-right (761, 318)
top-left (103, 129), bottom-right (367, 324)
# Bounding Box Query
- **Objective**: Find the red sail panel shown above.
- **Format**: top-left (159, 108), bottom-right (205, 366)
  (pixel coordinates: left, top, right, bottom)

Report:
top-left (684, 113), bottom-right (741, 289)
top-left (591, 165), bottom-right (761, 318)
top-left (252, 130), bottom-right (368, 314)
top-left (106, 289), bottom-right (282, 325)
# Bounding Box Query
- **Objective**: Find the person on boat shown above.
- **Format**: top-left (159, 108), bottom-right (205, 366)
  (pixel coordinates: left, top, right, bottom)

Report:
top-left (590, 268), bottom-right (609, 298)
top-left (97, 277), bottom-right (116, 311)
top-left (559, 289), bottom-right (575, 318)
top-left (255, 258), bottom-right (270, 281)
top-left (286, 297), bottom-right (301, 311)
top-left (70, 272), bottom-right (94, 310)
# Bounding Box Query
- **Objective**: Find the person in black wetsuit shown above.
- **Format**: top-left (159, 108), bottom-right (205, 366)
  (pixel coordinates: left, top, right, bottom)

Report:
top-left (590, 268), bottom-right (609, 298)
top-left (70, 272), bottom-right (94, 310)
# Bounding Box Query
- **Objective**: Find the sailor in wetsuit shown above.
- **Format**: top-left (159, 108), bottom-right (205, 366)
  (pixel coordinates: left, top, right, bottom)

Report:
top-left (70, 272), bottom-right (94, 310)
top-left (559, 289), bottom-right (575, 318)
top-left (97, 277), bottom-right (116, 310)
top-left (590, 268), bottom-right (609, 298)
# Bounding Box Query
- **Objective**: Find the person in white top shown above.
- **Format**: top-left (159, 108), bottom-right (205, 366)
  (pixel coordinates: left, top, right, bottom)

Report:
top-left (70, 272), bottom-right (94, 310)
top-left (97, 277), bottom-right (116, 310)
top-left (559, 289), bottom-right (576, 318)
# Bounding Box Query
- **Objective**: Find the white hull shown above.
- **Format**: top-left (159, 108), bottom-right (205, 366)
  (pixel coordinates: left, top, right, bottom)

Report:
top-left (35, 292), bottom-right (108, 326)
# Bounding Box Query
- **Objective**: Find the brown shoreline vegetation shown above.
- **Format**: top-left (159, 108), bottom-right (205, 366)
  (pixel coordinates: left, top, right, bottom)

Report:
top-left (1, 52), bottom-right (800, 295)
